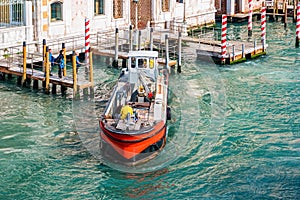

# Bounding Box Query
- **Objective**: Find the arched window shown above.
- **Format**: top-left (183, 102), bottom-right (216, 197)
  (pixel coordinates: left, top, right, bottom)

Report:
top-left (51, 2), bottom-right (63, 21)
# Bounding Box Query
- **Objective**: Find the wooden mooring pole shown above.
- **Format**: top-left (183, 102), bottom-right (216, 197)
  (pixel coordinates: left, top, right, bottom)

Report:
top-left (33, 80), bottom-right (39, 89)
top-left (138, 30), bottom-right (142, 51)
top-left (293, 0), bottom-right (297, 22)
top-left (150, 27), bottom-right (154, 51)
top-left (62, 43), bottom-right (66, 76)
top-left (72, 51), bottom-right (79, 98)
top-left (89, 50), bottom-right (94, 98)
top-left (129, 25), bottom-right (133, 51)
top-left (165, 34), bottom-right (169, 70)
top-left (112, 28), bottom-right (119, 68)
top-left (177, 32), bottom-right (182, 73)
top-left (284, 1), bottom-right (288, 29)
top-left (248, 0), bottom-right (253, 37)
top-left (45, 46), bottom-right (50, 94)
top-left (242, 44), bottom-right (245, 58)
top-left (22, 41), bottom-right (27, 86)
top-left (232, 45), bottom-right (235, 62)
top-left (43, 39), bottom-right (46, 72)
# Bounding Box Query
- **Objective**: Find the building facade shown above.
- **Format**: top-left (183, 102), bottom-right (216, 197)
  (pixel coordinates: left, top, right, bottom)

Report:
top-left (215, 0), bottom-right (263, 16)
top-left (0, 0), bottom-right (216, 50)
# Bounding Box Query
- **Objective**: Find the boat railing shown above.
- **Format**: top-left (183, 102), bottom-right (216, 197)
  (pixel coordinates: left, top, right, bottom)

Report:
top-left (103, 84), bottom-right (118, 118)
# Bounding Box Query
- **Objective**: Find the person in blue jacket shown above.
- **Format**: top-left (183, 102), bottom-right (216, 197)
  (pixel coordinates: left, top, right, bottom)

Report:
top-left (55, 50), bottom-right (64, 78)
top-left (44, 48), bottom-right (55, 76)
top-left (49, 49), bottom-right (55, 75)
top-left (75, 52), bottom-right (84, 74)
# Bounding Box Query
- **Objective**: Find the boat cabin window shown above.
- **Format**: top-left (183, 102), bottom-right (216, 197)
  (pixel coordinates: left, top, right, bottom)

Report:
top-left (130, 57), bottom-right (146, 68)
top-left (131, 58), bottom-right (136, 68)
top-left (138, 58), bottom-right (148, 68)
top-left (129, 56), bottom-right (156, 70)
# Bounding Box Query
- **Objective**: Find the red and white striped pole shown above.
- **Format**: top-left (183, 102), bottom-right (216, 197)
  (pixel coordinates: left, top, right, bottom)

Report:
top-left (85, 18), bottom-right (90, 64)
top-left (248, 0), bottom-right (253, 37)
top-left (261, 6), bottom-right (266, 50)
top-left (221, 14), bottom-right (227, 64)
top-left (296, 3), bottom-right (300, 48)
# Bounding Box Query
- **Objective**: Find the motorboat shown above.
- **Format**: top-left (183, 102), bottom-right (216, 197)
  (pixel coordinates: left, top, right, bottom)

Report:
top-left (99, 50), bottom-right (170, 165)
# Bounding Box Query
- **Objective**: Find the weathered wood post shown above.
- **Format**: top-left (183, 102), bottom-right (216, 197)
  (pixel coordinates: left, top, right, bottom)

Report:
top-left (242, 44), bottom-right (245, 58)
top-left (42, 39), bottom-right (46, 72)
top-left (89, 50), bottom-right (94, 98)
top-left (221, 15), bottom-right (227, 64)
top-left (138, 30), bottom-right (142, 50)
top-left (112, 28), bottom-right (119, 68)
top-left (33, 80), bottom-right (39, 89)
top-left (296, 3), bottom-right (300, 48)
top-left (232, 45), bottom-right (235, 62)
top-left (248, 0), bottom-right (253, 37)
top-left (72, 51), bottom-right (78, 98)
top-left (271, 0), bottom-right (276, 22)
top-left (62, 43), bottom-right (66, 76)
top-left (22, 41), bottom-right (27, 86)
top-left (45, 46), bottom-right (50, 94)
top-left (177, 32), bottom-right (182, 73)
top-left (275, 0), bottom-right (279, 21)
top-left (294, 0), bottom-right (297, 22)
top-left (129, 25), bottom-right (133, 51)
top-left (165, 34), bottom-right (169, 70)
top-left (150, 27), bottom-right (154, 51)
top-left (261, 6), bottom-right (267, 51)
top-left (52, 84), bottom-right (57, 94)
top-left (284, 1), bottom-right (288, 28)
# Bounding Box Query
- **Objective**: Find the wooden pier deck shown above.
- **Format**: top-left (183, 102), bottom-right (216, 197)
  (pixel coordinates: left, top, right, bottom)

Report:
top-left (166, 35), bottom-right (267, 64)
top-left (0, 60), bottom-right (93, 92)
top-left (196, 40), bottom-right (267, 64)
top-left (0, 26), bottom-right (268, 96)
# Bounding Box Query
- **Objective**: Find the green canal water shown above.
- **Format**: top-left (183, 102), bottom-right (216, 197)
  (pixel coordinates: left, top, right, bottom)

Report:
top-left (0, 20), bottom-right (299, 199)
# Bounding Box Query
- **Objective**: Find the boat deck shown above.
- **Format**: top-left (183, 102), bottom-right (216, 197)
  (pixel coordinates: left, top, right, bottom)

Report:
top-left (103, 101), bottom-right (155, 133)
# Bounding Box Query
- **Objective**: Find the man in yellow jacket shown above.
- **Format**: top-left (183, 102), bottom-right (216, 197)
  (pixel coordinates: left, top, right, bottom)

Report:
top-left (120, 103), bottom-right (133, 120)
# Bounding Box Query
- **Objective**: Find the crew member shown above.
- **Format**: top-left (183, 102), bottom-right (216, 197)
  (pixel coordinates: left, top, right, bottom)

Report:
top-left (120, 102), bottom-right (133, 120)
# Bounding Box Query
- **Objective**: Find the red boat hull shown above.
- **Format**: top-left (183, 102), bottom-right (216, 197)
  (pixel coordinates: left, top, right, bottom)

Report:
top-left (100, 121), bottom-right (166, 160)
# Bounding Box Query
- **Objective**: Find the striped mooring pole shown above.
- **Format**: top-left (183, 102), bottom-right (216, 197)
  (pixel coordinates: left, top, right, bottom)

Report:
top-left (85, 18), bottom-right (90, 64)
top-left (221, 14), bottom-right (227, 64)
top-left (248, 0), bottom-right (253, 37)
top-left (296, 3), bottom-right (300, 48)
top-left (261, 6), bottom-right (266, 50)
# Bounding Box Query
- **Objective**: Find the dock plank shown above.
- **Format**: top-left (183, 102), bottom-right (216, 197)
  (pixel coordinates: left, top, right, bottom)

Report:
top-left (0, 64), bottom-right (92, 89)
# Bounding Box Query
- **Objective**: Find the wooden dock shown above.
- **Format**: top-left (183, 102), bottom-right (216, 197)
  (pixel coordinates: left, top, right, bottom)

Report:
top-left (166, 35), bottom-right (267, 64)
top-left (91, 32), bottom-right (267, 65)
top-left (0, 54), bottom-right (93, 96)
top-left (196, 40), bottom-right (267, 64)
top-left (0, 63), bottom-right (92, 88)
top-left (0, 26), bottom-right (268, 97)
